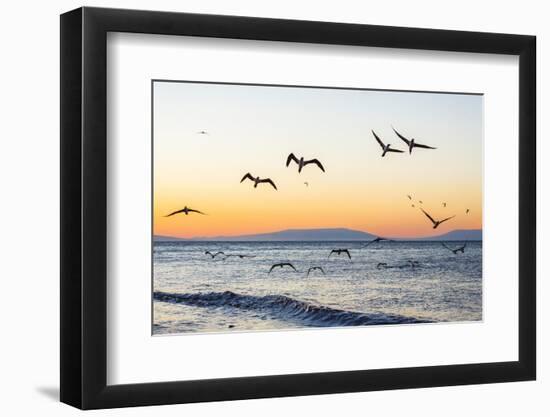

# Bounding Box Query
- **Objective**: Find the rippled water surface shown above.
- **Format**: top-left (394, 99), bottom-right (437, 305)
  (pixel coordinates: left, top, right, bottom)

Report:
top-left (153, 241), bottom-right (482, 334)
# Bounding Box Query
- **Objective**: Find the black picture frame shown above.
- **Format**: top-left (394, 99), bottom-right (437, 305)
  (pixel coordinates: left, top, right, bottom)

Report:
top-left (60, 6), bottom-right (536, 410)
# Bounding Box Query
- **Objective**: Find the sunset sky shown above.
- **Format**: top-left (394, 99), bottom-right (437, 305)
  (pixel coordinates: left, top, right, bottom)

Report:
top-left (153, 81), bottom-right (482, 239)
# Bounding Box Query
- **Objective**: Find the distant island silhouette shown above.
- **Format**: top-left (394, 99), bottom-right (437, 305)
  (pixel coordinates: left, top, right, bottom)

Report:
top-left (154, 227), bottom-right (482, 242)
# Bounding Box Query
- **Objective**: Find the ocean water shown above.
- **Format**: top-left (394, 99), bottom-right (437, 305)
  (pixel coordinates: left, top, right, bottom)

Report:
top-left (153, 241), bottom-right (482, 335)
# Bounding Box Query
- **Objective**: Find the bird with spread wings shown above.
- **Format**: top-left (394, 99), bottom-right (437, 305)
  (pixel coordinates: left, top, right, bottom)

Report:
top-left (420, 208), bottom-right (455, 229)
top-left (286, 153), bottom-right (325, 173)
top-left (441, 242), bottom-right (467, 254)
top-left (240, 173), bottom-right (278, 190)
top-left (307, 266), bottom-right (326, 276)
top-left (268, 262), bottom-right (297, 273)
top-left (164, 206), bottom-right (206, 217)
top-left (372, 130), bottom-right (404, 157)
top-left (328, 249), bottom-right (351, 259)
top-left (392, 126), bottom-right (437, 154)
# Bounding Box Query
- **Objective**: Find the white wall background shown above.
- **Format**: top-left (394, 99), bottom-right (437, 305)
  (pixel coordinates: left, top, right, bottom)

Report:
top-left (0, 0), bottom-right (545, 415)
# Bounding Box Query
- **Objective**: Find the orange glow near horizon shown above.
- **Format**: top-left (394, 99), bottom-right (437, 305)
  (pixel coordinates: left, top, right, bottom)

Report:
top-left (153, 82), bottom-right (483, 239)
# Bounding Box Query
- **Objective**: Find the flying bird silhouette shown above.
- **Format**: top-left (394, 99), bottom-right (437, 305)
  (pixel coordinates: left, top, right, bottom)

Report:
top-left (204, 251), bottom-right (225, 259)
top-left (328, 249), bottom-right (351, 259)
top-left (411, 204), bottom-right (415, 208)
top-left (419, 200), bottom-right (424, 204)
top-left (196, 130), bottom-right (208, 135)
top-left (225, 254), bottom-right (256, 259)
top-left (420, 208), bottom-right (455, 229)
top-left (286, 153), bottom-right (325, 173)
top-left (240, 173), bottom-right (278, 190)
top-left (392, 126), bottom-right (437, 154)
top-left (441, 242), bottom-right (467, 254)
top-left (442, 202), bottom-right (447, 208)
top-left (361, 236), bottom-right (391, 248)
top-left (268, 262), bottom-right (297, 273)
top-left (307, 266), bottom-right (326, 276)
top-left (304, 182), bottom-right (309, 187)
top-left (372, 130), bottom-right (404, 157)
top-left (165, 206), bottom-right (206, 217)
top-left (376, 262), bottom-right (388, 269)
top-left (466, 208), bottom-right (470, 214)
top-left (407, 195), bottom-right (412, 200)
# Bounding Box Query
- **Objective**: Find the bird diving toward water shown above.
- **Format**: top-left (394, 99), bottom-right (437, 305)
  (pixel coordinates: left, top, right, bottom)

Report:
top-left (392, 126), bottom-right (437, 154)
top-left (328, 249), bottom-right (351, 259)
top-left (205, 251), bottom-right (225, 259)
top-left (165, 206), bottom-right (206, 217)
top-left (361, 236), bottom-right (392, 248)
top-left (420, 208), bottom-right (455, 229)
top-left (286, 153), bottom-right (325, 173)
top-left (441, 242), bottom-right (467, 254)
top-left (240, 173), bottom-right (278, 190)
top-left (268, 262), bottom-right (297, 273)
top-left (372, 130), bottom-right (404, 157)
top-left (307, 266), bottom-right (326, 276)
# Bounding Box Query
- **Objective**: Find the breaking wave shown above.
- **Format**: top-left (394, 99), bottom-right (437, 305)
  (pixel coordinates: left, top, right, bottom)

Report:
top-left (154, 290), bottom-right (428, 327)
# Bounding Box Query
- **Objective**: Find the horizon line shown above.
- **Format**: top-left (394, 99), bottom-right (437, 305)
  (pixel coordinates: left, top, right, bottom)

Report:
top-left (153, 226), bottom-right (482, 241)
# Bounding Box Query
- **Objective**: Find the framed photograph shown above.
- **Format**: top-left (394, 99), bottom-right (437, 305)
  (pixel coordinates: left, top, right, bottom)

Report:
top-left (60, 7), bottom-right (536, 409)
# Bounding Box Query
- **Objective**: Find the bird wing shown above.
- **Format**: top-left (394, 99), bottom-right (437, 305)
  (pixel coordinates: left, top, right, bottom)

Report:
top-left (205, 251), bottom-right (213, 256)
top-left (164, 208), bottom-right (185, 217)
top-left (286, 153), bottom-right (299, 167)
top-left (240, 173), bottom-right (254, 183)
top-left (286, 263), bottom-right (297, 271)
top-left (343, 250), bottom-right (351, 259)
top-left (392, 127), bottom-right (411, 146)
top-left (439, 215), bottom-right (456, 224)
top-left (187, 208), bottom-right (206, 215)
top-left (268, 264), bottom-right (280, 273)
top-left (372, 130), bottom-right (386, 149)
top-left (386, 147), bottom-right (405, 153)
top-left (361, 240), bottom-right (374, 248)
top-left (214, 251), bottom-right (225, 257)
top-left (259, 178), bottom-right (278, 190)
top-left (412, 142), bottom-right (437, 150)
top-left (304, 159), bottom-right (325, 172)
top-left (441, 243), bottom-right (453, 252)
top-left (319, 267), bottom-right (326, 274)
top-left (420, 208), bottom-right (437, 224)
top-left (328, 250), bottom-right (335, 258)
top-left (307, 267), bottom-right (312, 276)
